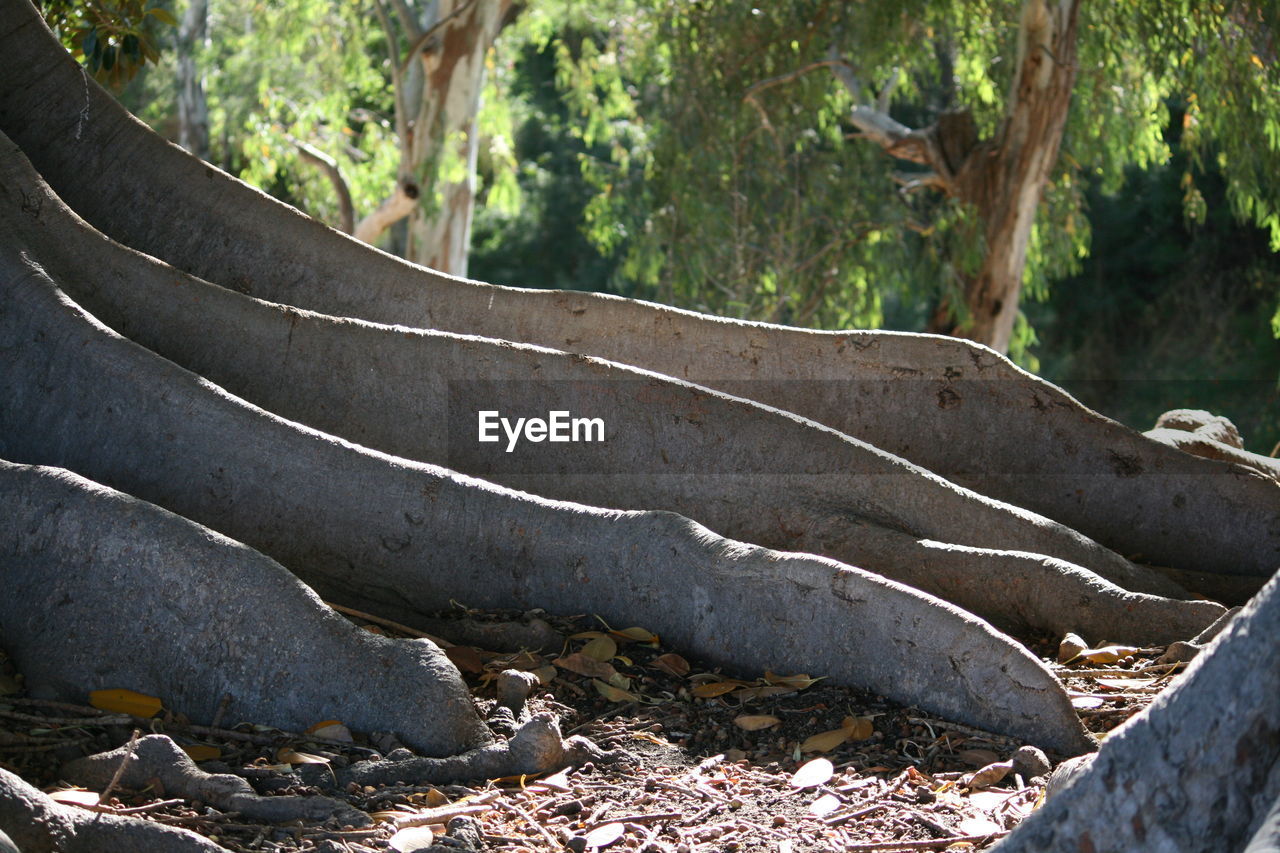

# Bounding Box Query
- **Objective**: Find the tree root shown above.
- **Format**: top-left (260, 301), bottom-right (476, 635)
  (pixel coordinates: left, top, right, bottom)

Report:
top-left (0, 250), bottom-right (1096, 753)
top-left (0, 767), bottom-right (221, 853)
top-left (0, 135), bottom-right (1221, 649)
top-left (0, 460), bottom-right (491, 758)
top-left (61, 735), bottom-right (369, 827)
top-left (995, 569), bottom-right (1280, 852)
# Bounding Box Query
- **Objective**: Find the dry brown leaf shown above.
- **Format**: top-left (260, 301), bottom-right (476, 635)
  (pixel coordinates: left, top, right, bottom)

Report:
top-left (651, 653), bottom-right (691, 677)
top-left (444, 645), bottom-right (485, 673)
top-left (592, 679), bottom-right (638, 703)
top-left (305, 720), bottom-right (353, 742)
top-left (276, 748), bottom-right (330, 766)
top-left (964, 760), bottom-right (1013, 790)
top-left (691, 681), bottom-right (741, 698)
top-left (957, 816), bottom-right (1004, 836)
top-left (181, 745), bottom-right (221, 762)
top-left (957, 749), bottom-right (1002, 767)
top-left (569, 630), bottom-right (610, 640)
top-left (581, 636), bottom-right (618, 662)
top-left (733, 714), bottom-right (781, 731)
top-left (531, 664), bottom-right (558, 685)
top-left (1096, 677), bottom-right (1153, 691)
top-left (843, 716), bottom-right (875, 741)
top-left (1082, 644), bottom-right (1139, 664)
top-left (584, 822), bottom-right (626, 848)
top-left (800, 728), bottom-right (849, 754)
top-left (789, 757), bottom-right (834, 788)
top-left (89, 688), bottom-right (163, 718)
top-left (732, 685), bottom-right (796, 701)
top-left (764, 671), bottom-right (822, 689)
top-left (554, 653), bottom-right (618, 680)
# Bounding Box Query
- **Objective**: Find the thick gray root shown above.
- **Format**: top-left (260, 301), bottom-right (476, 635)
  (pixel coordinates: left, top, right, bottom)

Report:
top-left (0, 2), bottom-right (1275, 599)
top-left (0, 135), bottom-right (1221, 650)
top-left (0, 240), bottom-right (1093, 754)
top-left (995, 569), bottom-right (1280, 853)
top-left (0, 460), bottom-right (490, 758)
top-left (62, 735), bottom-right (368, 827)
top-left (0, 767), bottom-right (221, 853)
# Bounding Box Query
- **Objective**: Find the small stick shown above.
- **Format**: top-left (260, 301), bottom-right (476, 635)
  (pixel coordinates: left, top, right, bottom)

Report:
top-left (841, 831), bottom-right (1010, 851)
top-left (324, 601), bottom-right (447, 644)
top-left (494, 798), bottom-right (563, 849)
top-left (99, 729), bottom-right (141, 804)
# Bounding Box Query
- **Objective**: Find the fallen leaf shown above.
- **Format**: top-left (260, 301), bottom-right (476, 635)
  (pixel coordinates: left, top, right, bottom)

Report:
top-left (691, 681), bottom-right (741, 698)
top-left (569, 630), bottom-right (610, 640)
top-left (581, 636), bottom-right (618, 662)
top-left (530, 769), bottom-right (572, 792)
top-left (733, 714), bottom-right (781, 731)
top-left (48, 789), bottom-right (100, 807)
top-left (843, 716), bottom-right (875, 741)
top-left (1096, 677), bottom-right (1152, 691)
top-left (957, 816), bottom-right (1004, 836)
top-left (809, 793), bottom-right (841, 816)
top-left (610, 626), bottom-right (658, 644)
top-left (306, 720), bottom-right (353, 742)
top-left (444, 646), bottom-right (484, 673)
top-left (964, 761), bottom-right (1013, 791)
top-left (592, 679), bottom-right (638, 703)
top-left (958, 749), bottom-right (1002, 767)
top-left (554, 653), bottom-right (618, 680)
top-left (1082, 645), bottom-right (1138, 664)
top-left (651, 653), bottom-right (690, 677)
top-left (531, 664), bottom-right (558, 684)
top-left (388, 826), bottom-right (435, 852)
top-left (276, 748), bottom-right (330, 766)
top-left (764, 671), bottom-right (822, 689)
top-left (181, 745), bottom-right (221, 762)
top-left (1057, 632), bottom-right (1088, 664)
top-left (89, 688), bottom-right (162, 718)
top-left (1071, 695), bottom-right (1104, 709)
top-left (584, 822), bottom-right (625, 848)
top-left (731, 685), bottom-right (796, 701)
top-left (800, 728), bottom-right (849, 754)
top-left (789, 757), bottom-right (834, 788)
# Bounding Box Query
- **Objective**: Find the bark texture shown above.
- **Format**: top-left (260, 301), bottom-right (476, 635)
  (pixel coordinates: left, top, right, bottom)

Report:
top-left (996, 570), bottom-right (1280, 852)
top-left (1, 0), bottom-right (1272, 604)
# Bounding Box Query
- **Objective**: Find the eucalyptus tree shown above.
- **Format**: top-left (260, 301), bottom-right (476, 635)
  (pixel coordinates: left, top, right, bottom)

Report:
top-left (569, 0), bottom-right (1280, 355)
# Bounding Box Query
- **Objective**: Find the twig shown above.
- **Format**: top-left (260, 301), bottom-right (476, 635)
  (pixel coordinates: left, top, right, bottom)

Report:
top-left (841, 831), bottom-right (1010, 851)
top-left (582, 811), bottom-right (682, 831)
top-left (325, 601), bottom-right (446, 643)
top-left (495, 798), bottom-right (563, 849)
top-left (99, 729), bottom-right (141, 804)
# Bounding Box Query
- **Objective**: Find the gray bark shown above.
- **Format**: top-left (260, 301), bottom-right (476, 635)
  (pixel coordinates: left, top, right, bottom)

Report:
top-left (0, 0), bottom-right (1273, 604)
top-left (996, 569), bottom-right (1280, 852)
top-left (0, 132), bottom-right (1224, 646)
top-left (0, 253), bottom-right (1094, 756)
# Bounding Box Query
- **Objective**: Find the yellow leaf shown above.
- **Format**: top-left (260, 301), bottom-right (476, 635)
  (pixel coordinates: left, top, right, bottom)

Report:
top-left (592, 679), bottom-right (638, 703)
top-left (581, 636), bottom-right (618, 662)
top-left (610, 626), bottom-right (658, 644)
top-left (569, 630), bottom-right (610, 640)
top-left (842, 716), bottom-right (875, 741)
top-left (764, 671), bottom-right (822, 689)
top-left (691, 681), bottom-right (740, 698)
top-left (789, 757), bottom-right (834, 788)
top-left (1082, 645), bottom-right (1138, 664)
top-left (181, 745), bottom-right (221, 762)
top-left (733, 714), bottom-right (781, 731)
top-left (89, 688), bottom-right (163, 718)
top-left (276, 748), bottom-right (330, 765)
top-left (1253, 54), bottom-right (1265, 69)
top-left (800, 728), bottom-right (849, 754)
top-left (306, 720), bottom-right (353, 742)
top-left (554, 653), bottom-right (617, 680)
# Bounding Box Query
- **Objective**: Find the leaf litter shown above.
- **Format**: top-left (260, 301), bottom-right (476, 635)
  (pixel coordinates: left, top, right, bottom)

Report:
top-left (0, 615), bottom-right (1190, 852)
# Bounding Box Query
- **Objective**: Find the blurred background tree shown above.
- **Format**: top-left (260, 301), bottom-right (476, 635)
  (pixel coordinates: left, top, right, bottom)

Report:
top-left (39, 0), bottom-right (1280, 451)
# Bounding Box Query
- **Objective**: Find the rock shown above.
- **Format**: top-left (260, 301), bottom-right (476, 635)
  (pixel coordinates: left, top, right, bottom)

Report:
top-left (1011, 745), bottom-right (1051, 780)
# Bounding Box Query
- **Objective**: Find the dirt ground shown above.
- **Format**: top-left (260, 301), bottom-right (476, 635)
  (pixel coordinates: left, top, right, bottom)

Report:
top-left (0, 606), bottom-right (1183, 852)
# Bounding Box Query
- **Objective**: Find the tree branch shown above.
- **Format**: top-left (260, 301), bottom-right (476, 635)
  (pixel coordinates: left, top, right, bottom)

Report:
top-left (354, 180), bottom-right (420, 245)
top-left (372, 0), bottom-right (410, 148)
top-left (292, 139), bottom-right (355, 235)
top-left (397, 0), bottom-right (482, 76)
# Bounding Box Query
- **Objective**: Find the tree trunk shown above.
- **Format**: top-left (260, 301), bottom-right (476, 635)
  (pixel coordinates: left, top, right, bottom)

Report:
top-left (927, 0), bottom-right (1082, 352)
top-left (996, 569), bottom-right (1280, 852)
top-left (1, 1), bottom-right (1271, 604)
top-left (175, 0), bottom-right (209, 160)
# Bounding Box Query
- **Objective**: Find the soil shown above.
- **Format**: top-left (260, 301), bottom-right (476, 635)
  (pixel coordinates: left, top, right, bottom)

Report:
top-left (0, 606), bottom-right (1184, 853)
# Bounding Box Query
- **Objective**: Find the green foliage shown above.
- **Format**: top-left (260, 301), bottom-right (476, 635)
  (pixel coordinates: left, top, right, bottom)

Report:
top-left (40, 0), bottom-right (174, 87)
